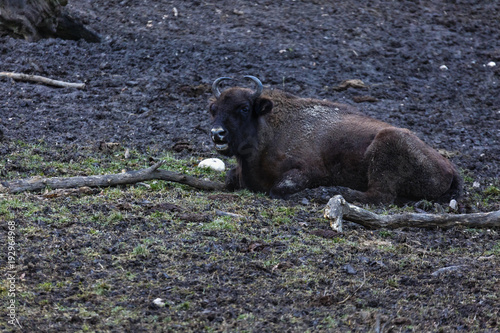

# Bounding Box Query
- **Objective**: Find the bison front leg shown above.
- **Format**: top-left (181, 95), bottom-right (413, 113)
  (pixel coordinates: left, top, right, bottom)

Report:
top-left (269, 169), bottom-right (310, 199)
top-left (225, 166), bottom-right (244, 191)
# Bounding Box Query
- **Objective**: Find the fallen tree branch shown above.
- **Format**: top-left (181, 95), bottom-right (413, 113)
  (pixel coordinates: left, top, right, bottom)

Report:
top-left (0, 161), bottom-right (226, 194)
top-left (0, 71), bottom-right (85, 89)
top-left (431, 265), bottom-right (467, 277)
top-left (324, 195), bottom-right (500, 231)
top-left (215, 210), bottom-right (245, 219)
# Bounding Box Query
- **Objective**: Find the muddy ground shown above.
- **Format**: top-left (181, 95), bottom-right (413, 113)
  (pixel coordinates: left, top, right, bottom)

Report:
top-left (1, 0), bottom-right (499, 332)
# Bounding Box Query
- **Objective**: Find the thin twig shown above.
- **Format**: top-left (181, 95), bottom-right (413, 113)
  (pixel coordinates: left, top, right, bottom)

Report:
top-left (0, 71), bottom-right (85, 89)
top-left (431, 265), bottom-right (467, 277)
top-left (380, 316), bottom-right (395, 333)
top-left (374, 313), bottom-right (381, 333)
top-left (215, 210), bottom-right (245, 219)
top-left (337, 270), bottom-right (366, 304)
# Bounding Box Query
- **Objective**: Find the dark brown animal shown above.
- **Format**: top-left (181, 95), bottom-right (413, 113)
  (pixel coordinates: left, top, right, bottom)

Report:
top-left (209, 76), bottom-right (462, 204)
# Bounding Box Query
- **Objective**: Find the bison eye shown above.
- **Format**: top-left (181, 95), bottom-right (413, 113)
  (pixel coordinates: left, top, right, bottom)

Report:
top-left (239, 106), bottom-right (250, 115)
top-left (209, 104), bottom-right (216, 115)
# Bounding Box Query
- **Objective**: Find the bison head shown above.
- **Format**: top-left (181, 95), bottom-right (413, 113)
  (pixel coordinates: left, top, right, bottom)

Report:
top-left (208, 76), bottom-right (273, 157)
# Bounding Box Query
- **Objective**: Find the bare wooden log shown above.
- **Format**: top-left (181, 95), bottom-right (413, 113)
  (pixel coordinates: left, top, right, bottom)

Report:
top-left (215, 210), bottom-right (245, 219)
top-left (0, 71), bottom-right (85, 89)
top-left (324, 195), bottom-right (500, 231)
top-left (0, 161), bottom-right (226, 194)
top-left (431, 265), bottom-right (467, 277)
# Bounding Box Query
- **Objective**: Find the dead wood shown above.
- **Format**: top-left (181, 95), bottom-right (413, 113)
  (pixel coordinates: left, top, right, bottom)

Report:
top-left (0, 71), bottom-right (85, 89)
top-left (324, 195), bottom-right (500, 232)
top-left (332, 79), bottom-right (368, 91)
top-left (431, 265), bottom-right (467, 277)
top-left (215, 210), bottom-right (245, 219)
top-left (0, 160), bottom-right (226, 194)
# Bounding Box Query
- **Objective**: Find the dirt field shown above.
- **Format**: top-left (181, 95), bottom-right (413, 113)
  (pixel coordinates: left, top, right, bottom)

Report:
top-left (1, 0), bottom-right (499, 332)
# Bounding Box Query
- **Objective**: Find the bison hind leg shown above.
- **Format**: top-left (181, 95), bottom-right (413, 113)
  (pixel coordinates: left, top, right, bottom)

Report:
top-left (338, 187), bottom-right (397, 204)
top-left (364, 127), bottom-right (459, 203)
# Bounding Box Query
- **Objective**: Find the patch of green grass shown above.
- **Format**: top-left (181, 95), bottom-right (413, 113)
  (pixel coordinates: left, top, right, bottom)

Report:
top-left (107, 211), bottom-right (125, 224)
top-left (132, 244), bottom-right (150, 257)
top-left (38, 282), bottom-right (53, 292)
top-left (177, 301), bottom-right (191, 310)
top-left (483, 185), bottom-right (500, 197)
top-left (309, 245), bottom-right (326, 255)
top-left (237, 313), bottom-right (255, 322)
top-left (54, 303), bottom-right (70, 312)
top-left (322, 316), bottom-right (338, 329)
top-left (259, 205), bottom-right (301, 225)
top-left (89, 228), bottom-right (100, 235)
top-left (3, 139), bottom-right (499, 332)
top-left (262, 259), bottom-right (280, 268)
top-left (82, 248), bottom-right (102, 259)
top-left (19, 226), bottom-right (44, 236)
top-left (94, 282), bottom-right (111, 295)
top-left (131, 239), bottom-right (154, 257)
top-left (78, 305), bottom-right (100, 318)
top-left (202, 217), bottom-right (239, 232)
top-left (55, 281), bottom-right (66, 288)
top-left (379, 230), bottom-right (393, 238)
top-left (386, 277), bottom-right (399, 289)
top-left (90, 211), bottom-right (105, 223)
top-left (2, 141), bottom-right (225, 187)
top-left (108, 306), bottom-right (140, 326)
top-left (0, 197), bottom-right (40, 220)
top-left (485, 241), bottom-right (500, 256)
top-left (0, 283), bottom-right (8, 297)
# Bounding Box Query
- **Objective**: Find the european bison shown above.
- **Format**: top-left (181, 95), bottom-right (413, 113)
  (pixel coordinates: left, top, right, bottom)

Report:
top-left (209, 76), bottom-right (462, 204)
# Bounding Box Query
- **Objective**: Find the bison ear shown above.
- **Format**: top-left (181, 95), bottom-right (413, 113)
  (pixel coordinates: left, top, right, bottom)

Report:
top-left (254, 98), bottom-right (273, 116)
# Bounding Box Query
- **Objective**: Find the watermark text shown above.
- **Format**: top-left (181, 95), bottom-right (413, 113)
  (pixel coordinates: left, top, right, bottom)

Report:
top-left (6, 220), bottom-right (22, 329)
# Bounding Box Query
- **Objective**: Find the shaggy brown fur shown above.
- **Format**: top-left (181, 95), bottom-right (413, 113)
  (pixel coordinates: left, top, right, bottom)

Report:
top-left (209, 86), bottom-right (462, 205)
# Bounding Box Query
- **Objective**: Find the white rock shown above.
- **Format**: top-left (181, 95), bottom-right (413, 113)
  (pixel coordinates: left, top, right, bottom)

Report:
top-left (487, 61), bottom-right (496, 67)
top-left (153, 298), bottom-right (165, 307)
top-left (473, 181), bottom-right (480, 188)
top-left (198, 158), bottom-right (225, 172)
top-left (439, 65), bottom-right (449, 71)
top-left (449, 199), bottom-right (457, 210)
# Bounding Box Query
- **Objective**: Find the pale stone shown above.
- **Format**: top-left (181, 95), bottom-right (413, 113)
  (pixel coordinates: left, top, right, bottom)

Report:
top-left (198, 158), bottom-right (225, 172)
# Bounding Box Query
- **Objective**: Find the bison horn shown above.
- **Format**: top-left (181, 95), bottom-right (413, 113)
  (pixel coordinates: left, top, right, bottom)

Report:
top-left (244, 75), bottom-right (263, 99)
top-left (212, 77), bottom-right (232, 99)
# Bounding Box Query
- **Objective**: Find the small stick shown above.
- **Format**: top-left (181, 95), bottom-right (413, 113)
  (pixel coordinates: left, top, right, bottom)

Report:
top-left (215, 210), bottom-right (245, 219)
top-left (337, 270), bottom-right (366, 304)
top-left (0, 71), bottom-right (85, 89)
top-left (431, 265), bottom-right (467, 277)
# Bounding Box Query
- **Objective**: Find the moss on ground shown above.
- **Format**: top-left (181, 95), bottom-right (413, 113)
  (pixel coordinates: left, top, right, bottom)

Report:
top-left (0, 141), bottom-right (499, 332)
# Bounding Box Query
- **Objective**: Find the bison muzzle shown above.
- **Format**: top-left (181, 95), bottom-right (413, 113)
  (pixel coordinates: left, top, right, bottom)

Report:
top-left (208, 76), bottom-right (462, 205)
